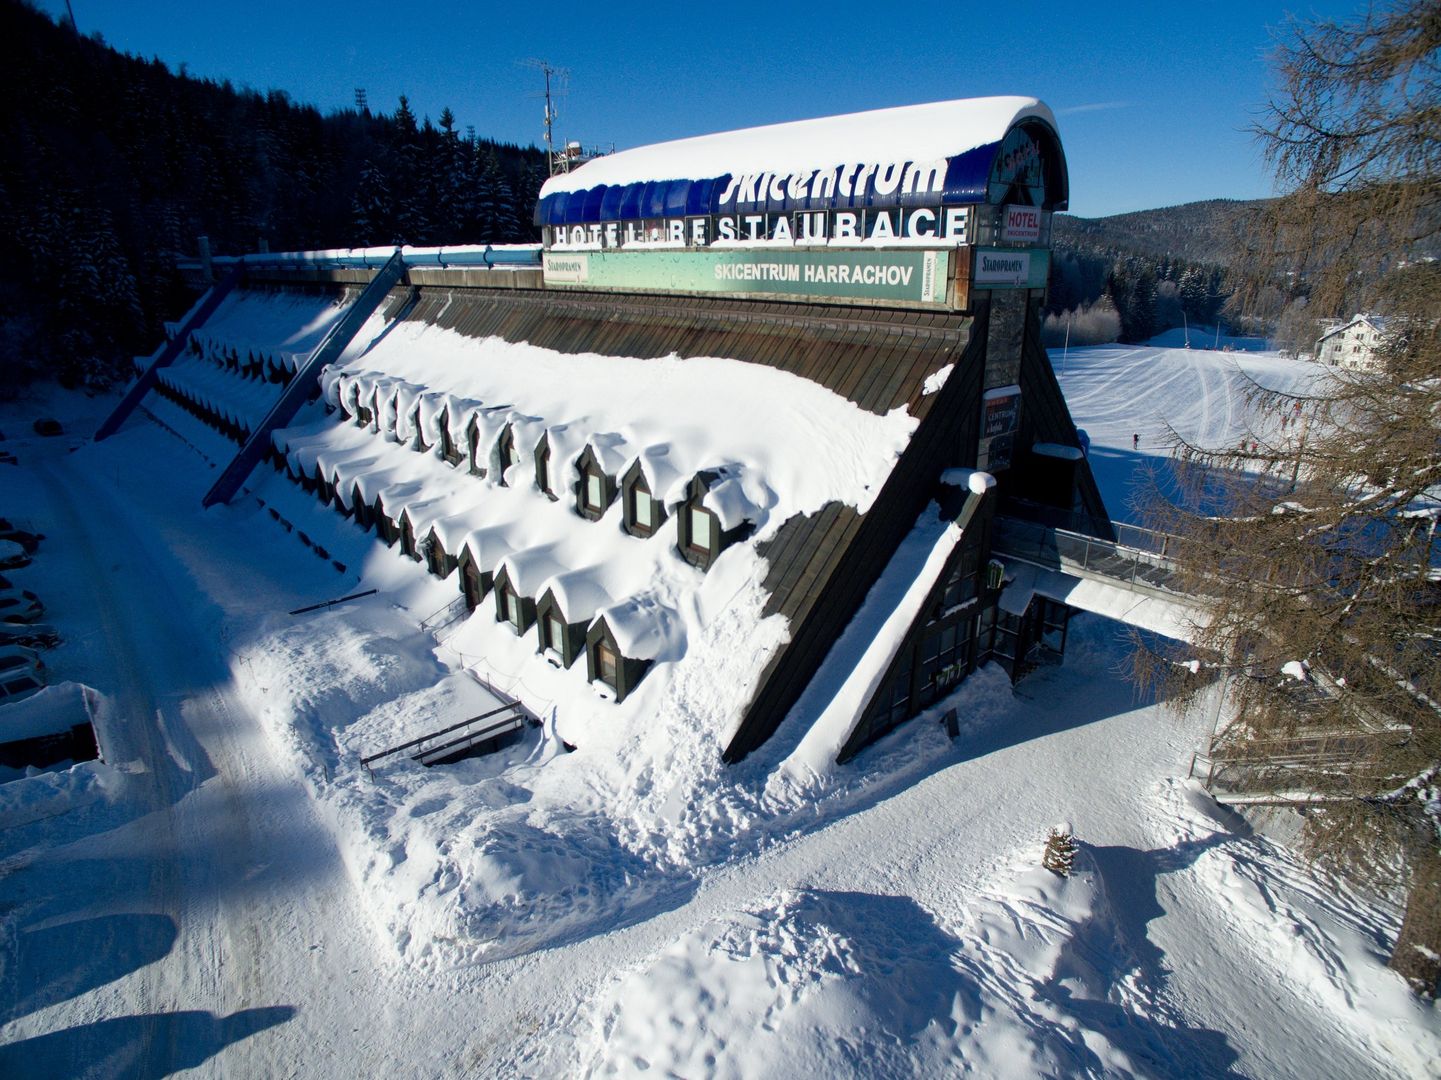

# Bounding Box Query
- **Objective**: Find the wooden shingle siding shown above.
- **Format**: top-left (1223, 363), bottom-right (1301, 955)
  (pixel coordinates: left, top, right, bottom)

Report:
top-left (390, 288), bottom-right (971, 418)
top-left (726, 320), bottom-right (987, 761)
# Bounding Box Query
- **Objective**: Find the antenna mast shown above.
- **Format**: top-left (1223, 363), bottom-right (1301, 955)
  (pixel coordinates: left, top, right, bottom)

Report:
top-left (522, 59), bottom-right (570, 176)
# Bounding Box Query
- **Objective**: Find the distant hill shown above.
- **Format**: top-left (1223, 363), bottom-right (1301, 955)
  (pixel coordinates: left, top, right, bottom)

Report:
top-left (1053, 199), bottom-right (1269, 268)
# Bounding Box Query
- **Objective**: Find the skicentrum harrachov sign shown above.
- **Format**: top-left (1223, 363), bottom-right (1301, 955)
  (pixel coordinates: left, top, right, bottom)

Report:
top-left (543, 248), bottom-right (951, 306)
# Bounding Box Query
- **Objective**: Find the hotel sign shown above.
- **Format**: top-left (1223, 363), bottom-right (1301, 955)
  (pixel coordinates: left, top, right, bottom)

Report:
top-left (543, 248), bottom-right (952, 306)
top-left (1000, 204), bottom-right (1042, 243)
top-left (545, 206), bottom-right (970, 250)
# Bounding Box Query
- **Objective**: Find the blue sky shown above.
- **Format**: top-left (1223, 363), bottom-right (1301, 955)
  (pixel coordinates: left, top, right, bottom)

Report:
top-left (39, 0), bottom-right (1363, 217)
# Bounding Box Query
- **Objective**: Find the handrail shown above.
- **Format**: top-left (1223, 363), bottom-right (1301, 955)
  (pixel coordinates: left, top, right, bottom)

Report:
top-left (361, 701), bottom-right (521, 769)
top-left (420, 594), bottom-right (469, 634)
top-left (413, 714), bottom-right (526, 765)
top-left (991, 515), bottom-right (1187, 598)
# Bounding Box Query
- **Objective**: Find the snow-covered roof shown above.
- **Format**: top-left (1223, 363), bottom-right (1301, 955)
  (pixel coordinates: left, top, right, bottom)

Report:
top-left (537, 96), bottom-right (1066, 224)
top-left (1317, 313), bottom-right (1392, 343)
top-left (595, 592), bottom-right (682, 662)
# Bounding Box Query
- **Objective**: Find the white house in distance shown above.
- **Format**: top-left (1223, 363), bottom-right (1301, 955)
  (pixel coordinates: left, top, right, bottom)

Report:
top-left (1315, 313), bottom-right (1392, 371)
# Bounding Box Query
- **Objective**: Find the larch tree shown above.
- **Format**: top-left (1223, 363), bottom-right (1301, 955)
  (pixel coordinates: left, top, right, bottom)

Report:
top-left (1138, 1), bottom-right (1441, 997)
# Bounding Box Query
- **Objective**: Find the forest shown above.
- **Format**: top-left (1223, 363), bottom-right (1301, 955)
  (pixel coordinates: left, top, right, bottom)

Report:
top-left (0, 0), bottom-right (546, 390)
top-left (1, 0), bottom-right (1245, 392)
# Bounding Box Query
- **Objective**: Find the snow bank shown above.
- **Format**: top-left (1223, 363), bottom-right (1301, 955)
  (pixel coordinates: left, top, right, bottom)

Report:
top-left (0, 760), bottom-right (118, 829)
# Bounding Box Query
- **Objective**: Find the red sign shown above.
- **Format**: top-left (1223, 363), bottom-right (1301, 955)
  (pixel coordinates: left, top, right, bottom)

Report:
top-left (1001, 204), bottom-right (1042, 243)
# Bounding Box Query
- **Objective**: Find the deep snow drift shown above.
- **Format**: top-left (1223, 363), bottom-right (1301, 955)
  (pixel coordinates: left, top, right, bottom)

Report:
top-left (0, 343), bottom-right (1434, 1078)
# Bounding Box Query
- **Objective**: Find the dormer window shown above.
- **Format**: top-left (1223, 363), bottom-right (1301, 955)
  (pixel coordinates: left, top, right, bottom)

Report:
top-left (620, 460), bottom-right (667, 538)
top-left (493, 568), bottom-right (536, 634)
top-left (594, 638), bottom-right (619, 686)
top-left (457, 545), bottom-right (492, 610)
top-left (399, 512), bottom-right (420, 561)
top-left (687, 504), bottom-right (713, 553)
top-left (584, 615), bottom-right (649, 703)
top-left (542, 610), bottom-right (566, 653)
top-left (495, 425), bottom-right (522, 485)
top-left (635, 489), bottom-right (656, 530)
top-left (574, 446), bottom-right (617, 521)
top-left (466, 416), bottom-right (485, 477)
top-left (500, 583), bottom-right (522, 630)
top-left (535, 437), bottom-right (554, 498)
top-left (439, 414), bottom-right (462, 466)
top-left (410, 407), bottom-right (431, 453)
top-left (423, 530), bottom-right (449, 577)
top-left (675, 471), bottom-right (752, 571)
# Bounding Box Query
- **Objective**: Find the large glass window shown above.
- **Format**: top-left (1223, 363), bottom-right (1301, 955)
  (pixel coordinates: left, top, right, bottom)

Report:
top-left (634, 488), bottom-right (654, 529)
top-left (595, 639), bottom-right (619, 685)
top-left (545, 613), bottom-right (565, 652)
top-left (585, 472), bottom-right (604, 511)
top-left (689, 506), bottom-right (713, 550)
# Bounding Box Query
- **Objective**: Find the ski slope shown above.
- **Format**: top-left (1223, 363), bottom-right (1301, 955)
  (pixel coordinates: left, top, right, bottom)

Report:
top-left (0, 346), bottom-right (1434, 1078)
top-left (1054, 341), bottom-right (1320, 522)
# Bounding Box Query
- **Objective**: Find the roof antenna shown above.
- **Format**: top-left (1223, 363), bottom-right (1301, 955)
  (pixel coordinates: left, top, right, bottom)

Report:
top-left (521, 59), bottom-right (570, 176)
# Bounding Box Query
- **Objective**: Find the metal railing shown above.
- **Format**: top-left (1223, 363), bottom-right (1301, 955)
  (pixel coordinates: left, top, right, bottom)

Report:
top-left (420, 595), bottom-right (469, 636)
top-left (361, 702), bottom-right (528, 775)
top-left (992, 515), bottom-right (1186, 596)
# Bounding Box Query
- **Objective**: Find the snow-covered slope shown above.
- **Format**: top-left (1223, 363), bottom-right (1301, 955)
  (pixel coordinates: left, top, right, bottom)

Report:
top-left (0, 343), bottom-right (1433, 1079)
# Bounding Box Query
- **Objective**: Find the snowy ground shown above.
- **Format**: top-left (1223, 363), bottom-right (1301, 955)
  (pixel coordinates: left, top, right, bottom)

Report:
top-left (0, 344), bottom-right (1435, 1077)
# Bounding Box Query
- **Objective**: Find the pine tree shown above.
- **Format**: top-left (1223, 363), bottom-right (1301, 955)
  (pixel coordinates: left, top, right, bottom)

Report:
top-left (352, 159), bottom-right (393, 246)
top-left (1140, 0), bottom-right (1441, 998)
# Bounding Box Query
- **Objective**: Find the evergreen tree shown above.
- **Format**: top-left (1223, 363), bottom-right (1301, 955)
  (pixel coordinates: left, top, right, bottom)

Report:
top-left (352, 159), bottom-right (393, 247)
top-left (1141, 0), bottom-right (1441, 998)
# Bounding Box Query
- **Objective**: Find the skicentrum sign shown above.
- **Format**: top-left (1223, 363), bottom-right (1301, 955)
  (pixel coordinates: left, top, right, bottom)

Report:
top-left (543, 249), bottom-right (951, 305)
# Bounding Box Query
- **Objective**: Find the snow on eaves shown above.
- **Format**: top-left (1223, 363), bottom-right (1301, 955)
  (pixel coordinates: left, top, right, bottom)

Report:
top-left (541, 97), bottom-right (1051, 195)
top-left (224, 292), bottom-right (919, 761)
top-left (782, 505), bottom-right (967, 778)
top-left (330, 319), bottom-right (916, 534)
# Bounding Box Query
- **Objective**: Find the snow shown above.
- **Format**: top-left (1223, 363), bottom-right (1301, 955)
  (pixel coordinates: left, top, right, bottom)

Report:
top-left (0, 339), bottom-right (1435, 1078)
top-left (0, 681), bottom-right (98, 743)
top-left (1033, 440), bottom-right (1084, 461)
top-left (781, 506), bottom-right (966, 779)
top-left (541, 97), bottom-right (1051, 195)
top-left (940, 467), bottom-right (997, 496)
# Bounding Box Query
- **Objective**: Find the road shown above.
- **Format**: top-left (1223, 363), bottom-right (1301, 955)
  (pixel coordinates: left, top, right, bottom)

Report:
top-left (0, 440), bottom-right (419, 1074)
